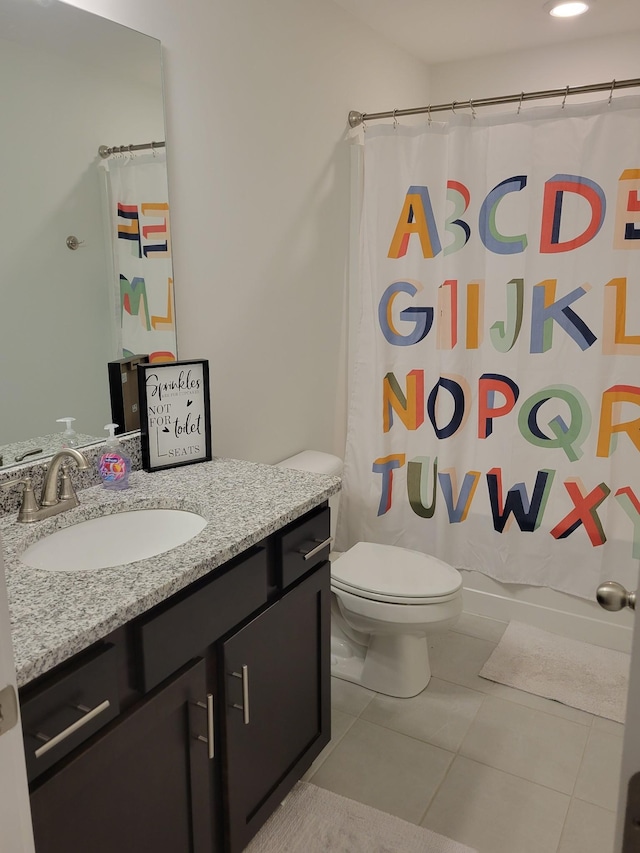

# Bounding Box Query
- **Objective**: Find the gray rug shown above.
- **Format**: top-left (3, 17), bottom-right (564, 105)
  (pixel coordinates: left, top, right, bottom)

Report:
top-left (479, 621), bottom-right (630, 723)
top-left (245, 781), bottom-right (477, 853)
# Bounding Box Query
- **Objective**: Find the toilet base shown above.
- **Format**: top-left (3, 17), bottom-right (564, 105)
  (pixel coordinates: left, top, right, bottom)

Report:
top-left (330, 631), bottom-right (431, 698)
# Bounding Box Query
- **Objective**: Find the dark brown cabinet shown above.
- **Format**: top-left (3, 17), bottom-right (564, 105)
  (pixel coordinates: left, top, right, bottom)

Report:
top-left (22, 504), bottom-right (331, 853)
top-left (29, 657), bottom-right (215, 853)
top-left (222, 563), bottom-right (330, 853)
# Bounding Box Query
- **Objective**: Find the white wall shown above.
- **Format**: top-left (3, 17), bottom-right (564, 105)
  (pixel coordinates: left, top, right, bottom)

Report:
top-left (0, 540), bottom-right (34, 852)
top-left (65, 0), bottom-right (431, 464)
top-left (428, 31), bottom-right (640, 651)
top-left (430, 31), bottom-right (640, 106)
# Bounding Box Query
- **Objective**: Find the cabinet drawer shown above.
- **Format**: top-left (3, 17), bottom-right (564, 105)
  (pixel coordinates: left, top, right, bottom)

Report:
top-left (21, 644), bottom-right (120, 783)
top-left (277, 505), bottom-right (330, 588)
top-left (136, 546), bottom-right (268, 692)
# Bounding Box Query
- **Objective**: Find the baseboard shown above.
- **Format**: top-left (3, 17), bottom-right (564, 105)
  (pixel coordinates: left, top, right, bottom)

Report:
top-left (462, 586), bottom-right (633, 653)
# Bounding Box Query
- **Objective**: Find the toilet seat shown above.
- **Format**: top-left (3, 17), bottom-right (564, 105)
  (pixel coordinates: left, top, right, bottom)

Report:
top-left (332, 541), bottom-right (462, 605)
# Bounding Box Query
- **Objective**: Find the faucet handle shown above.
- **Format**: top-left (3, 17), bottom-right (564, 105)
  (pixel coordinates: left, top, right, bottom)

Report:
top-left (0, 476), bottom-right (41, 522)
top-left (58, 462), bottom-right (80, 504)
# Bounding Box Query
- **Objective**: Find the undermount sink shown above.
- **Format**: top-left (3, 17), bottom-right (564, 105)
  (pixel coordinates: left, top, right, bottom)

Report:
top-left (20, 509), bottom-right (208, 572)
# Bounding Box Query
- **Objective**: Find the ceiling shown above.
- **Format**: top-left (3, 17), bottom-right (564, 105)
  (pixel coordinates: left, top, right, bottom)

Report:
top-left (331, 0), bottom-right (640, 65)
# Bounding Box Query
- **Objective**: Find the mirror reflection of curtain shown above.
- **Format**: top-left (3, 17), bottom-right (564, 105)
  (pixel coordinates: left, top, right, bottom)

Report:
top-left (101, 152), bottom-right (177, 363)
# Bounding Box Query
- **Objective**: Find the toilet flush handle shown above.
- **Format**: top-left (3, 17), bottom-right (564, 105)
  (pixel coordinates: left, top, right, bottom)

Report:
top-left (299, 537), bottom-right (333, 561)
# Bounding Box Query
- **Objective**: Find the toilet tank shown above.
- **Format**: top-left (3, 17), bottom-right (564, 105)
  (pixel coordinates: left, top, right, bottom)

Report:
top-left (276, 451), bottom-right (343, 542)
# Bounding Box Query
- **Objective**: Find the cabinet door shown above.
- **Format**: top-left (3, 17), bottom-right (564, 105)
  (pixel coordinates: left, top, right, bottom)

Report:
top-left (222, 562), bottom-right (330, 853)
top-left (29, 658), bottom-right (217, 853)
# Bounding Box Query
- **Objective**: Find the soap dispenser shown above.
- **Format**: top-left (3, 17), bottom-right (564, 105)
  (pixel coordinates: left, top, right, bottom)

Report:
top-left (98, 424), bottom-right (131, 490)
top-left (56, 417), bottom-right (78, 448)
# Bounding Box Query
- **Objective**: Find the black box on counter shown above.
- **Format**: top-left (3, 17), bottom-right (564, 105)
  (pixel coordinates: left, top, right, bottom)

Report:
top-left (108, 355), bottom-right (149, 434)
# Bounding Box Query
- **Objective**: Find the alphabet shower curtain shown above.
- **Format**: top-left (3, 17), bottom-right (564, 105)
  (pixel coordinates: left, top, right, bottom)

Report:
top-left (338, 98), bottom-right (640, 600)
top-left (101, 152), bottom-right (176, 363)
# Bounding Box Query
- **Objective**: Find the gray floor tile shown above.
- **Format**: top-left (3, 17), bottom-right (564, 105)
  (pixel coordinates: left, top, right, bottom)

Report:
top-left (574, 728), bottom-right (624, 811)
top-left (330, 676), bottom-right (376, 716)
top-left (428, 631), bottom-right (497, 692)
top-left (453, 612), bottom-right (508, 643)
top-left (422, 755), bottom-right (570, 853)
top-left (459, 694), bottom-right (589, 794)
top-left (557, 798), bottom-right (616, 853)
top-left (302, 709), bottom-right (356, 781)
top-left (310, 717), bottom-right (454, 823)
top-left (361, 677), bottom-right (485, 752)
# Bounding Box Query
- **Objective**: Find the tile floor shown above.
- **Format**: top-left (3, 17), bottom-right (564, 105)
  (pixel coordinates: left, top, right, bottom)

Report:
top-left (304, 613), bottom-right (623, 853)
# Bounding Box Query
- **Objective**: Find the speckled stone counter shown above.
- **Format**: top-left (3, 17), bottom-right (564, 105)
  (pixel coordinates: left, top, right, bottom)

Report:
top-left (1, 457), bottom-right (340, 688)
top-left (0, 433), bottom-right (100, 470)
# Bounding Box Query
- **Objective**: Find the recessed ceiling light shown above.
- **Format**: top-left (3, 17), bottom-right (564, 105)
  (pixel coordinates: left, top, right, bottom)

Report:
top-left (544, 0), bottom-right (591, 17)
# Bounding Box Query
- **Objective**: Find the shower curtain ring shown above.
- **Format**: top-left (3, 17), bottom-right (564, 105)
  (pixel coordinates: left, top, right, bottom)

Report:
top-left (517, 91), bottom-right (524, 115)
top-left (561, 85), bottom-right (569, 109)
top-left (392, 109), bottom-right (398, 130)
top-left (451, 101), bottom-right (457, 114)
top-left (469, 98), bottom-right (476, 119)
top-left (608, 79), bottom-right (616, 105)
top-left (427, 105), bottom-right (432, 125)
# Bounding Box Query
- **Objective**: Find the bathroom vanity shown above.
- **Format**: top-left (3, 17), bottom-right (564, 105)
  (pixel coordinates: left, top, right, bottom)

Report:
top-left (2, 457), bottom-right (340, 853)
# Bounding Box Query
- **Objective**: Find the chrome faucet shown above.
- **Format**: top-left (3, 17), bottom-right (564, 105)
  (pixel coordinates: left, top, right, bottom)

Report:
top-left (1, 448), bottom-right (90, 522)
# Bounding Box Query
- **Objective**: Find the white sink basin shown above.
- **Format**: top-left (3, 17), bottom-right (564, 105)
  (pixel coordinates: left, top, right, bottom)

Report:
top-left (20, 509), bottom-right (208, 572)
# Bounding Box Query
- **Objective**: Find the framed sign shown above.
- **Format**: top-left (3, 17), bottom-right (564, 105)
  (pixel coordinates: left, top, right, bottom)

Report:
top-left (137, 359), bottom-right (212, 472)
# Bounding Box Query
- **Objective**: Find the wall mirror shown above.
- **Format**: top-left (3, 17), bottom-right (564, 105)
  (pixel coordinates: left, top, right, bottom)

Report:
top-left (0, 0), bottom-right (175, 469)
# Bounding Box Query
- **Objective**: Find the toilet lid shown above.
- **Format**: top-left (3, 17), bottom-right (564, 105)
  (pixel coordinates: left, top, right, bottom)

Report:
top-left (332, 542), bottom-right (462, 601)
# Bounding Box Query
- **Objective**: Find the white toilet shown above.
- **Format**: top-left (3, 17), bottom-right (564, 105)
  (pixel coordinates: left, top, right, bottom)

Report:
top-left (277, 451), bottom-right (463, 698)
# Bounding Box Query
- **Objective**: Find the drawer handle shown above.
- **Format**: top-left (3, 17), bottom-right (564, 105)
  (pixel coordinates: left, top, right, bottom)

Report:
top-left (231, 665), bottom-right (250, 725)
top-left (299, 536), bottom-right (333, 561)
top-left (33, 699), bottom-right (111, 758)
top-left (195, 694), bottom-right (215, 759)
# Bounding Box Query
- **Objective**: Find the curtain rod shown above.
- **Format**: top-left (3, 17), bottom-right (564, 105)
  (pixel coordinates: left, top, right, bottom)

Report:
top-left (348, 77), bottom-right (640, 128)
top-left (98, 140), bottom-right (166, 159)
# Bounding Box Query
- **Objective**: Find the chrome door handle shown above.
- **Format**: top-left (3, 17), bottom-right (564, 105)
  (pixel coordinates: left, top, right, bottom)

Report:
top-left (231, 665), bottom-right (250, 724)
top-left (33, 699), bottom-right (111, 758)
top-left (299, 536), bottom-right (333, 561)
top-left (596, 581), bottom-right (636, 611)
top-left (194, 693), bottom-right (215, 759)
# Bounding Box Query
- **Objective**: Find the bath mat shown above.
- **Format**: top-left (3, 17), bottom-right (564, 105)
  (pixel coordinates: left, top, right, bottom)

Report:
top-left (479, 621), bottom-right (630, 723)
top-left (245, 781), bottom-right (477, 853)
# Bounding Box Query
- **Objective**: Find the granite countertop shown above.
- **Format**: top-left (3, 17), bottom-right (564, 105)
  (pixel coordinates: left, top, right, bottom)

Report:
top-left (1, 457), bottom-right (340, 688)
top-left (0, 432), bottom-right (100, 469)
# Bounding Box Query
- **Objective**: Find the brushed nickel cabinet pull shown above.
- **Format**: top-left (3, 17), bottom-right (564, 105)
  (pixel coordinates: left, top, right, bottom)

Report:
top-left (195, 693), bottom-right (215, 759)
top-left (298, 536), bottom-right (333, 561)
top-left (231, 665), bottom-right (250, 724)
top-left (34, 699), bottom-right (111, 758)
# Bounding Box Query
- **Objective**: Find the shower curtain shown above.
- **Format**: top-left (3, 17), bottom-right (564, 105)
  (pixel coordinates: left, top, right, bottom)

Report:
top-left (339, 97), bottom-right (640, 600)
top-left (101, 152), bottom-right (176, 363)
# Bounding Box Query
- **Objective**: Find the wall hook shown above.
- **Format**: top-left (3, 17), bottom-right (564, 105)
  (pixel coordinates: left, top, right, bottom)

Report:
top-left (66, 236), bottom-right (84, 251)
